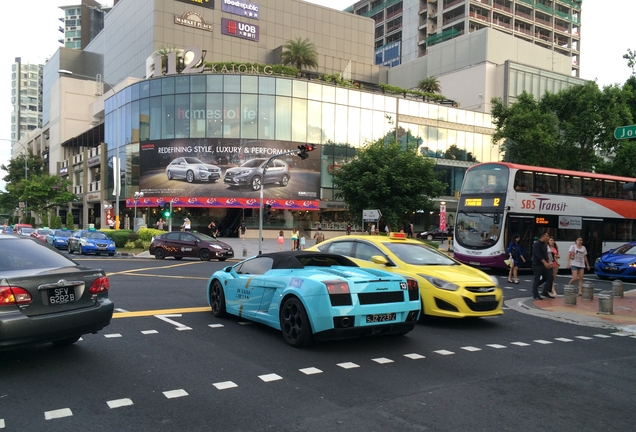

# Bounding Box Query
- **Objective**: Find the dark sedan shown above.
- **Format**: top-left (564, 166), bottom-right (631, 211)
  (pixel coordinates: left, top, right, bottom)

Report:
top-left (150, 231), bottom-right (234, 261)
top-left (418, 227), bottom-right (452, 241)
top-left (595, 242), bottom-right (636, 281)
top-left (0, 235), bottom-right (114, 349)
top-left (67, 229), bottom-right (116, 256)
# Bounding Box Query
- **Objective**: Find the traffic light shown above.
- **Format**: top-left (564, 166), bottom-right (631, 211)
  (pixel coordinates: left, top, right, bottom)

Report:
top-left (297, 144), bottom-right (316, 160)
top-left (160, 204), bottom-right (171, 219)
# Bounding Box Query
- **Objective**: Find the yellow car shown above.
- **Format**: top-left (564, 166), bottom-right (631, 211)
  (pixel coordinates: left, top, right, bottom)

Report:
top-left (307, 233), bottom-right (503, 319)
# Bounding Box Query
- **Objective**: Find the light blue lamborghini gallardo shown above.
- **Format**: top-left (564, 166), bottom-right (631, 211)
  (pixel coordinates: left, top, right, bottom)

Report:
top-left (206, 251), bottom-right (421, 347)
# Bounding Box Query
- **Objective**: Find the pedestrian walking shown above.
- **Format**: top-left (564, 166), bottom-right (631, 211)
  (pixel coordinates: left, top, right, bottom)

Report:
top-left (208, 221), bottom-right (218, 238)
top-left (181, 217), bottom-right (191, 232)
top-left (384, 224), bottom-right (390, 235)
top-left (299, 234), bottom-right (306, 250)
top-left (277, 230), bottom-right (284, 252)
top-left (291, 227), bottom-right (299, 250)
top-left (409, 223), bottom-right (415, 238)
top-left (155, 218), bottom-right (165, 231)
top-left (314, 227), bottom-right (325, 245)
top-left (567, 237), bottom-right (590, 296)
top-left (548, 236), bottom-right (560, 297)
top-left (346, 223), bottom-right (352, 235)
top-left (531, 231), bottom-right (554, 300)
top-left (506, 233), bottom-right (525, 284)
top-left (236, 220), bottom-right (247, 240)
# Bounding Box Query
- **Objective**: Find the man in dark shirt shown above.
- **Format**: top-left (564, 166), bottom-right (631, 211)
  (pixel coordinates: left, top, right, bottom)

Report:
top-left (531, 232), bottom-right (554, 300)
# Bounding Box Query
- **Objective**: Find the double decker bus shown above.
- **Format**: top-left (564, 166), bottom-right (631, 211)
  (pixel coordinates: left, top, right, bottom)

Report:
top-left (453, 162), bottom-right (636, 270)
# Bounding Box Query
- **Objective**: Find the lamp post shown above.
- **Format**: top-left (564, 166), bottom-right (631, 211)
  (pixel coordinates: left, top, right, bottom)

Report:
top-left (58, 69), bottom-right (121, 229)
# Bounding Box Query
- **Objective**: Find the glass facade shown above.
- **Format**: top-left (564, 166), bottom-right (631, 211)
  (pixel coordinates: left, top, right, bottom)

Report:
top-left (105, 74), bottom-right (498, 209)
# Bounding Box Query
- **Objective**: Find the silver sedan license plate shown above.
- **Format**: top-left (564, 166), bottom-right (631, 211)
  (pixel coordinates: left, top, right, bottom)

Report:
top-left (48, 287), bottom-right (76, 305)
top-left (366, 312), bottom-right (396, 323)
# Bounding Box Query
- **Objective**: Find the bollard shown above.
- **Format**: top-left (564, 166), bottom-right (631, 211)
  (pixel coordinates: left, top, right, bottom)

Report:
top-left (598, 291), bottom-right (614, 315)
top-left (563, 285), bottom-right (577, 306)
top-left (581, 281), bottom-right (594, 300)
top-left (242, 248), bottom-right (247, 257)
top-left (612, 280), bottom-right (624, 298)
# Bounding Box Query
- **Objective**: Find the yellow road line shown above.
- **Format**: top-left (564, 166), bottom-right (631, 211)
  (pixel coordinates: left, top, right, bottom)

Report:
top-left (106, 261), bottom-right (206, 276)
top-left (113, 306), bottom-right (211, 318)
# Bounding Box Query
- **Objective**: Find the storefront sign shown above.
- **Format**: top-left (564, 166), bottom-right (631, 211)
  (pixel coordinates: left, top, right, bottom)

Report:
top-left (126, 196), bottom-right (318, 211)
top-left (87, 193), bottom-right (101, 202)
top-left (222, 0), bottom-right (259, 19)
top-left (87, 156), bottom-right (101, 167)
top-left (175, 0), bottom-right (214, 9)
top-left (59, 167), bottom-right (68, 176)
top-left (221, 18), bottom-right (259, 41)
top-left (175, 11), bottom-right (213, 31)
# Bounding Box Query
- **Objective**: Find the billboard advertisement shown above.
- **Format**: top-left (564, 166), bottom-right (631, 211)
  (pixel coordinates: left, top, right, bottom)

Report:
top-left (138, 138), bottom-right (321, 210)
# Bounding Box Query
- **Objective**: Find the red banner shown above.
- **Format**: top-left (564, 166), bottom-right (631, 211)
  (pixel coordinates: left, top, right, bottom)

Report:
top-left (126, 196), bottom-right (319, 210)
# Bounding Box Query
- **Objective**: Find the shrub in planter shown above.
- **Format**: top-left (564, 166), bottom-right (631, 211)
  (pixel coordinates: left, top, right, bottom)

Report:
top-left (124, 241), bottom-right (136, 249)
top-left (137, 227), bottom-right (164, 242)
top-left (102, 229), bottom-right (133, 248)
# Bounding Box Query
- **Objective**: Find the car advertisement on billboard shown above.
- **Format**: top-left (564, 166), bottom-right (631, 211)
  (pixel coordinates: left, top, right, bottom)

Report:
top-left (138, 138), bottom-right (321, 209)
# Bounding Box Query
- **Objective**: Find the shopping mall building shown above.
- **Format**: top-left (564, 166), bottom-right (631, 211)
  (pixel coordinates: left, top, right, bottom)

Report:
top-left (21, 0), bottom-right (500, 236)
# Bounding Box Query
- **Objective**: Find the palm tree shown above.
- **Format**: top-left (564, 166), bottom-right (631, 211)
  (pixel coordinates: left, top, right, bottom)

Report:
top-left (417, 76), bottom-right (442, 94)
top-left (280, 37), bottom-right (318, 74)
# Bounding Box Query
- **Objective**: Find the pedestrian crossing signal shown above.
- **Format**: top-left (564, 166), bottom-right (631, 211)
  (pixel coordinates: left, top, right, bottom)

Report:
top-left (297, 144), bottom-right (316, 160)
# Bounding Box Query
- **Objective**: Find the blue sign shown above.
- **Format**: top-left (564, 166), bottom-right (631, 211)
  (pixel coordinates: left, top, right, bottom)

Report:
top-left (221, 0), bottom-right (259, 20)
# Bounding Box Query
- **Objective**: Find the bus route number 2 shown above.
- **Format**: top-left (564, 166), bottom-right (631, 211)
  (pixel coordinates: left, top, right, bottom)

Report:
top-left (494, 198), bottom-right (501, 207)
top-left (521, 199), bottom-right (536, 210)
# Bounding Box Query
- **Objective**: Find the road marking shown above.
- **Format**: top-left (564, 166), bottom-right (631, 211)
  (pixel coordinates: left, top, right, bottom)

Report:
top-left (238, 321), bottom-right (253, 325)
top-left (44, 408), bottom-right (72, 420)
top-left (299, 367), bottom-right (323, 375)
top-left (163, 389), bottom-right (188, 399)
top-left (511, 342), bottom-right (530, 346)
top-left (119, 273), bottom-right (208, 280)
top-left (113, 306), bottom-right (210, 318)
top-left (533, 340), bottom-right (552, 344)
top-left (154, 314), bottom-right (191, 330)
top-left (461, 346), bottom-right (481, 352)
top-left (518, 288), bottom-right (528, 292)
top-left (594, 334), bottom-right (611, 338)
top-left (575, 336), bottom-right (593, 340)
top-left (555, 338), bottom-right (573, 342)
top-left (0, 419), bottom-right (4, 428)
top-left (106, 261), bottom-right (206, 277)
top-left (107, 398), bottom-right (133, 409)
top-left (372, 357), bottom-right (394, 364)
top-left (611, 332), bottom-right (630, 337)
top-left (487, 344), bottom-right (507, 349)
top-left (503, 286), bottom-right (514, 290)
top-left (105, 334), bottom-right (122, 338)
top-left (208, 324), bottom-right (224, 328)
top-left (404, 353), bottom-right (425, 360)
top-left (259, 374), bottom-right (283, 382)
top-left (337, 362), bottom-right (360, 369)
top-left (115, 308), bottom-right (129, 313)
top-left (141, 330), bottom-right (158, 335)
top-left (214, 381), bottom-right (238, 390)
top-left (434, 350), bottom-right (454, 355)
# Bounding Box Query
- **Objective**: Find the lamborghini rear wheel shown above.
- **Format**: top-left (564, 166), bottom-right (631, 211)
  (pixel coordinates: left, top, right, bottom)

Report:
top-left (280, 297), bottom-right (312, 347)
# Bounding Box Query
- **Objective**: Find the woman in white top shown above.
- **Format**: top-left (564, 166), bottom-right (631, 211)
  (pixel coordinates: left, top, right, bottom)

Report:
top-left (566, 237), bottom-right (590, 295)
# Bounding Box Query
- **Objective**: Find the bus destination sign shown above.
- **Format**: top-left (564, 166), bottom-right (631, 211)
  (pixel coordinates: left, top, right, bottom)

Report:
top-left (462, 196), bottom-right (503, 208)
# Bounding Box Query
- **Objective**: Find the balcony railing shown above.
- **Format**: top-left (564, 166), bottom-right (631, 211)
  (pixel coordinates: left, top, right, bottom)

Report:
top-left (514, 9), bottom-right (532, 20)
top-left (73, 153), bottom-right (84, 165)
top-left (89, 180), bottom-right (101, 192)
top-left (515, 26), bottom-right (532, 36)
top-left (469, 11), bottom-right (490, 22)
top-left (493, 3), bottom-right (511, 13)
top-left (443, 0), bottom-right (464, 9)
top-left (443, 14), bottom-right (464, 25)
top-left (492, 19), bottom-right (511, 29)
top-left (74, 185), bottom-right (83, 194)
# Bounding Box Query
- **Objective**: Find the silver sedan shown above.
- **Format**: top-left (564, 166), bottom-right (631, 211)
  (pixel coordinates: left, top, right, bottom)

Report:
top-left (165, 157), bottom-right (222, 183)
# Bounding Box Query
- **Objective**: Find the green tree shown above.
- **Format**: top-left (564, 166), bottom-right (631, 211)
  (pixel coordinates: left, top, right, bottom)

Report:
top-left (417, 76), bottom-right (441, 94)
top-left (66, 211), bottom-right (75, 230)
top-left (331, 138), bottom-right (446, 230)
top-left (623, 48), bottom-right (636, 75)
top-left (491, 92), bottom-right (560, 166)
top-left (280, 38), bottom-right (318, 74)
top-left (42, 211), bottom-right (49, 227)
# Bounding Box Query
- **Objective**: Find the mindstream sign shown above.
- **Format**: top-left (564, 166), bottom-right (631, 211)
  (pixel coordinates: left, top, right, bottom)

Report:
top-left (221, 0), bottom-right (259, 19)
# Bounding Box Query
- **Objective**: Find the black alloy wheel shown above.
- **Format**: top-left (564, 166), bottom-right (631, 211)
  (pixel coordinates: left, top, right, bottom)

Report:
top-left (199, 249), bottom-right (211, 261)
top-left (209, 280), bottom-right (226, 317)
top-left (280, 297), bottom-right (312, 347)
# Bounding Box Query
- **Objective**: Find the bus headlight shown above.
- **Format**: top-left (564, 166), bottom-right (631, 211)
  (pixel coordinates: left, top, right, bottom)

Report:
top-left (420, 275), bottom-right (459, 291)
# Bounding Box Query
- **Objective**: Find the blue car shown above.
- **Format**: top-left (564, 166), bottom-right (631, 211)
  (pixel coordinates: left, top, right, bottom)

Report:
top-left (207, 251), bottom-right (421, 347)
top-left (67, 230), bottom-right (116, 256)
top-left (46, 229), bottom-right (72, 249)
top-left (595, 242), bottom-right (636, 280)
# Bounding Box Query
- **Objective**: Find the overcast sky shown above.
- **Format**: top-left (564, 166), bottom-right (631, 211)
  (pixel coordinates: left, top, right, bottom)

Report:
top-left (0, 0), bottom-right (632, 191)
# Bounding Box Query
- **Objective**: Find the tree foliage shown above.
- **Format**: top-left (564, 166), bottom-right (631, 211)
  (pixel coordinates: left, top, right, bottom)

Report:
top-left (331, 138), bottom-right (446, 230)
top-left (280, 38), bottom-right (318, 72)
top-left (624, 48), bottom-right (636, 75)
top-left (417, 77), bottom-right (441, 94)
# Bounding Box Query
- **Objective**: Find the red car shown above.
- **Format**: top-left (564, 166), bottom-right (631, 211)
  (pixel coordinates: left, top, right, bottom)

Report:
top-left (31, 228), bottom-right (53, 242)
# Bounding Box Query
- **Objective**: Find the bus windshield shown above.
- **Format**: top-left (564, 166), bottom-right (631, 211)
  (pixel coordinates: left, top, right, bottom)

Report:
top-left (462, 164), bottom-right (509, 194)
top-left (455, 212), bottom-right (501, 249)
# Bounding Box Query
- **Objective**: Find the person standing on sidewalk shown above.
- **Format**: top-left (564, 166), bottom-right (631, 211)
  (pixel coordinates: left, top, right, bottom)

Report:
top-left (506, 233), bottom-right (525, 284)
top-left (548, 236), bottom-right (560, 297)
top-left (291, 227), bottom-right (299, 250)
top-left (277, 230), bottom-right (284, 252)
top-left (567, 237), bottom-right (590, 296)
top-left (531, 231), bottom-right (554, 300)
top-left (208, 221), bottom-right (218, 238)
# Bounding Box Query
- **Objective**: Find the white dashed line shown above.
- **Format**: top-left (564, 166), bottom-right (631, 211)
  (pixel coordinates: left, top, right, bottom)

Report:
top-left (611, 332), bottom-right (630, 337)
top-left (372, 357), bottom-right (394, 364)
top-left (575, 336), bottom-right (593, 340)
top-left (141, 330), bottom-right (158, 335)
top-left (434, 350), bottom-right (455, 356)
top-left (403, 353), bottom-right (425, 360)
top-left (503, 286), bottom-right (514, 290)
top-left (555, 338), bottom-right (573, 342)
top-left (594, 334), bottom-right (611, 338)
top-left (523, 280), bottom-right (532, 282)
top-left (259, 373), bottom-right (283, 382)
top-left (502, 307), bottom-right (511, 310)
top-left (511, 342), bottom-right (530, 346)
top-left (208, 324), bottom-right (224, 328)
top-left (518, 288), bottom-right (528, 292)
top-left (238, 322), bottom-right (252, 325)
top-left (176, 327), bottom-right (193, 331)
top-left (163, 389), bottom-right (188, 399)
top-left (533, 340), bottom-right (553, 344)
top-left (107, 398), bottom-right (134, 409)
top-left (114, 308), bottom-right (129, 313)
top-left (487, 344), bottom-right (507, 349)
top-left (213, 381), bottom-right (238, 390)
top-left (0, 419), bottom-right (5, 428)
top-left (337, 362), bottom-right (360, 369)
top-left (104, 334), bottom-right (122, 338)
top-left (299, 367), bottom-right (323, 375)
top-left (44, 408), bottom-right (73, 420)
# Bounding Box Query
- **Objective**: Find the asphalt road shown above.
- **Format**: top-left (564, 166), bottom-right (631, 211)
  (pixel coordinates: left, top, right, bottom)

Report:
top-left (1, 258), bottom-right (634, 431)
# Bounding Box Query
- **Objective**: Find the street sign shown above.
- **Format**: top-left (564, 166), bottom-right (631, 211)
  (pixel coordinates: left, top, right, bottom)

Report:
top-left (614, 124), bottom-right (636, 140)
top-left (363, 209), bottom-right (381, 222)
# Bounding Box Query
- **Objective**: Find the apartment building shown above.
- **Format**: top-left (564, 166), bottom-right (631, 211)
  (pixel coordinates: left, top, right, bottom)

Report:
top-left (58, 0), bottom-right (113, 50)
top-left (10, 57), bottom-right (43, 145)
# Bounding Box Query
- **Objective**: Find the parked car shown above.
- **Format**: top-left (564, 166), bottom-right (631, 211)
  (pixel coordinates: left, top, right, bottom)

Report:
top-left (12, 223), bottom-right (33, 234)
top-left (16, 227), bottom-right (35, 237)
top-left (595, 242), bottom-right (636, 280)
top-left (67, 229), bottom-right (116, 256)
top-left (418, 227), bottom-right (452, 241)
top-left (30, 228), bottom-right (52, 242)
top-left (150, 231), bottom-right (234, 261)
top-left (1, 226), bottom-right (13, 235)
top-left (165, 157), bottom-right (222, 183)
top-left (224, 158), bottom-right (290, 191)
top-left (307, 233), bottom-right (503, 319)
top-left (0, 235), bottom-right (113, 349)
top-left (207, 251), bottom-right (420, 347)
top-left (46, 229), bottom-right (73, 249)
